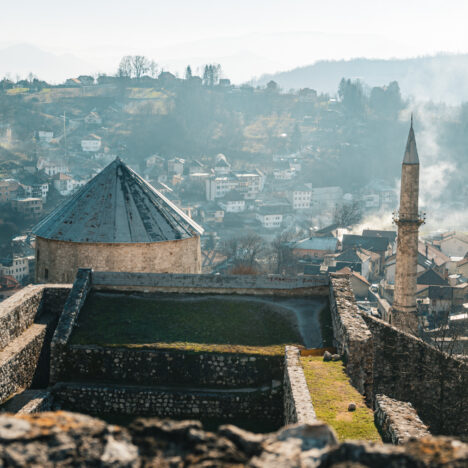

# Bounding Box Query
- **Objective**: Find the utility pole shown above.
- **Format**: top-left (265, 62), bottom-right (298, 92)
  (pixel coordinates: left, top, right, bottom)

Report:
top-left (63, 111), bottom-right (68, 165)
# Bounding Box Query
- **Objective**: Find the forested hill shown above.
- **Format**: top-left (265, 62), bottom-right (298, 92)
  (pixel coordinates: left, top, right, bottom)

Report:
top-left (255, 54), bottom-right (468, 103)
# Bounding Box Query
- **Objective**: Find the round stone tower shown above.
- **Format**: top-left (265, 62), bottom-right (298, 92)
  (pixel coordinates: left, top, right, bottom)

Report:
top-left (392, 120), bottom-right (424, 333)
top-left (33, 158), bottom-right (203, 283)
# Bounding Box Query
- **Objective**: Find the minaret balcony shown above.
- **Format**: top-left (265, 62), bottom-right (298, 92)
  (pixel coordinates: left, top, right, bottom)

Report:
top-left (392, 210), bottom-right (426, 225)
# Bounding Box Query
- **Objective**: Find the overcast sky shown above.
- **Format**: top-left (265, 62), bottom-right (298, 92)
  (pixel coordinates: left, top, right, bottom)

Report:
top-left (1, 0), bottom-right (468, 81)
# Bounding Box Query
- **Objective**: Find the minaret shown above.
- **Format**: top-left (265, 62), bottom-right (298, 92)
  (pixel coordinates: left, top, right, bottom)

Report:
top-left (392, 117), bottom-right (424, 333)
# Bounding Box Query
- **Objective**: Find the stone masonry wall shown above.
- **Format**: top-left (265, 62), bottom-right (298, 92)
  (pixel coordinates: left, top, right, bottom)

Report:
top-left (49, 269), bottom-right (91, 384)
top-left (283, 346), bottom-right (316, 425)
top-left (53, 382), bottom-right (283, 427)
top-left (0, 285), bottom-right (44, 350)
top-left (91, 270), bottom-right (329, 296)
top-left (329, 275), bottom-right (373, 397)
top-left (35, 235), bottom-right (202, 284)
top-left (374, 394), bottom-right (430, 445)
top-left (362, 314), bottom-right (468, 436)
top-left (0, 325), bottom-right (47, 404)
top-left (56, 345), bottom-right (283, 388)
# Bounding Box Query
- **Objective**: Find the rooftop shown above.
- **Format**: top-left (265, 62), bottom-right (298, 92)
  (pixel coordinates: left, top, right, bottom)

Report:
top-left (33, 158), bottom-right (203, 243)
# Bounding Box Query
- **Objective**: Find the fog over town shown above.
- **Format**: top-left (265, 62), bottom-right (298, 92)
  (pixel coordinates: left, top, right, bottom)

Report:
top-left (0, 2), bottom-right (467, 465)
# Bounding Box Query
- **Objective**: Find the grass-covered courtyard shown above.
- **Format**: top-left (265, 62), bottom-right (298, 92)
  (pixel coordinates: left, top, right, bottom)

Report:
top-left (70, 292), bottom-right (305, 355)
top-left (301, 356), bottom-right (381, 441)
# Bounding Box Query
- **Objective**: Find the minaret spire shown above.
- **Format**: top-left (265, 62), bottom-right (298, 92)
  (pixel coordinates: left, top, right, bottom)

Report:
top-left (392, 119), bottom-right (424, 333)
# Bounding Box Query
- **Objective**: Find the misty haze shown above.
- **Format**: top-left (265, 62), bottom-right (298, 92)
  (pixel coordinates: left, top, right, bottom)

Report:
top-left (0, 1), bottom-right (467, 466)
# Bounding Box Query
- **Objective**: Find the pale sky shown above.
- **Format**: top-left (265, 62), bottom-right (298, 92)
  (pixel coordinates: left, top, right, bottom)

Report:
top-left (1, 0), bottom-right (468, 81)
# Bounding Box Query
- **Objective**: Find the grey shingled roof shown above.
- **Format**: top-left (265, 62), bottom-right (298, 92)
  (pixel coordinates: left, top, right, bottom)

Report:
top-left (403, 119), bottom-right (419, 165)
top-left (33, 158), bottom-right (203, 243)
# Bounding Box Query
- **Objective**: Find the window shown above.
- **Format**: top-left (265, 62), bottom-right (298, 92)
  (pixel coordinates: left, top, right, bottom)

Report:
top-left (44, 268), bottom-right (49, 280)
top-left (37, 250), bottom-right (40, 261)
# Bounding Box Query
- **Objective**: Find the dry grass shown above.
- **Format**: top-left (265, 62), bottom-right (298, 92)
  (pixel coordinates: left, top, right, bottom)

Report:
top-left (301, 356), bottom-right (381, 441)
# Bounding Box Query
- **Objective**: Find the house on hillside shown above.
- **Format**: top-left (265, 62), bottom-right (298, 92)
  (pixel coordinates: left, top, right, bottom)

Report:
top-left (436, 232), bottom-right (468, 258)
top-left (256, 205), bottom-right (284, 229)
top-left (288, 185), bottom-right (312, 210)
top-left (292, 236), bottom-right (338, 260)
top-left (84, 111), bottom-right (102, 125)
top-left (81, 134), bottom-right (102, 152)
top-left (218, 191), bottom-right (245, 213)
top-left (0, 179), bottom-right (20, 202)
top-left (336, 267), bottom-right (371, 299)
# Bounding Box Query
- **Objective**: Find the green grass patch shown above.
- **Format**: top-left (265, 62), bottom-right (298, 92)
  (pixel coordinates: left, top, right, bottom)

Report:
top-left (70, 293), bottom-right (303, 353)
top-left (301, 356), bottom-right (381, 441)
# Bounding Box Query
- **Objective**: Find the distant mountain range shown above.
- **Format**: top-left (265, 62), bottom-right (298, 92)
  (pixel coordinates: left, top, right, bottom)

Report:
top-left (0, 44), bottom-right (94, 83)
top-left (254, 54), bottom-right (468, 104)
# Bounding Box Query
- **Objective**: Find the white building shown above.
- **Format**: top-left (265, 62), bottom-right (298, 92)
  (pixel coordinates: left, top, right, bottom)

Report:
top-left (37, 131), bottom-right (53, 143)
top-left (256, 206), bottom-right (284, 229)
top-left (205, 170), bottom-right (264, 201)
top-left (0, 256), bottom-right (34, 282)
top-left (218, 191), bottom-right (246, 213)
top-left (23, 183), bottom-right (49, 200)
top-left (81, 134), bottom-right (102, 152)
top-left (168, 158), bottom-right (185, 176)
top-left (289, 185), bottom-right (312, 210)
top-left (37, 158), bottom-right (69, 176)
top-left (53, 173), bottom-right (85, 196)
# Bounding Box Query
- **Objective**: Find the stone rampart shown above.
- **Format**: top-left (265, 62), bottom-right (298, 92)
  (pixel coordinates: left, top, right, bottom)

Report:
top-left (374, 394), bottom-right (430, 445)
top-left (56, 344), bottom-right (283, 388)
top-left (329, 275), bottom-right (373, 397)
top-left (0, 325), bottom-right (47, 404)
top-left (52, 382), bottom-right (283, 426)
top-left (0, 285), bottom-right (44, 350)
top-left (283, 346), bottom-right (316, 424)
top-left (362, 314), bottom-right (468, 436)
top-left (49, 269), bottom-right (91, 384)
top-left (91, 271), bottom-right (329, 296)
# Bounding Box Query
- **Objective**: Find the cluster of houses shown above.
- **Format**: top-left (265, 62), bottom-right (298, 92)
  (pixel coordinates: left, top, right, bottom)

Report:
top-left (140, 152), bottom-right (398, 239)
top-left (291, 227), bottom-right (468, 326)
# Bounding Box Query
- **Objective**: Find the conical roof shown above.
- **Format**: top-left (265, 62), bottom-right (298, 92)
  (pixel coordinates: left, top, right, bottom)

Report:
top-left (33, 158), bottom-right (203, 243)
top-left (403, 118), bottom-right (419, 165)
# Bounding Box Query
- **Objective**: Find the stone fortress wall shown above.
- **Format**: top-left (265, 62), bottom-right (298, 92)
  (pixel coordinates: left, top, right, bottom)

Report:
top-left (2, 269), bottom-right (467, 441)
top-left (0, 285), bottom-right (70, 405)
top-left (48, 270), bottom-right (323, 427)
top-left (35, 235), bottom-right (202, 283)
top-left (329, 274), bottom-right (468, 437)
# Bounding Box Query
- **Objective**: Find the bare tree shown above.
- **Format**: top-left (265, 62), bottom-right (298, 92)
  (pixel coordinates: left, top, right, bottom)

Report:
top-left (131, 56), bottom-right (150, 79)
top-left (117, 56), bottom-right (132, 78)
top-left (333, 201), bottom-right (362, 228)
top-left (117, 55), bottom-right (154, 79)
top-left (221, 233), bottom-right (266, 268)
top-left (269, 231), bottom-right (297, 274)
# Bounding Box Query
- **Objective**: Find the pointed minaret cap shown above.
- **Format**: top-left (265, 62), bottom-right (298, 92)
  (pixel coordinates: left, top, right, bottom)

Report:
top-left (403, 114), bottom-right (419, 164)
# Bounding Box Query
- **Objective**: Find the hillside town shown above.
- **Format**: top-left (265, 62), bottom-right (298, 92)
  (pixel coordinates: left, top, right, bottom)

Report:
top-left (1, 120), bottom-right (467, 345)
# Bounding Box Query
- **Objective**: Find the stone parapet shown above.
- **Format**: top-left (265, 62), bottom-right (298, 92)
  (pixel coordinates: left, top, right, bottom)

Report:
top-left (0, 324), bottom-right (47, 404)
top-left (91, 271), bottom-right (329, 296)
top-left (0, 285), bottom-right (44, 350)
top-left (283, 346), bottom-right (316, 424)
top-left (49, 269), bottom-right (91, 384)
top-left (374, 394), bottom-right (430, 445)
top-left (329, 275), bottom-right (373, 397)
top-left (363, 314), bottom-right (468, 436)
